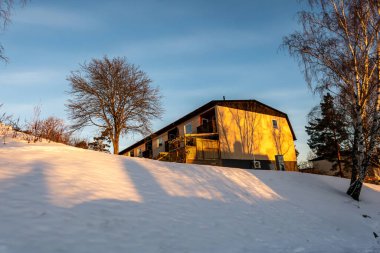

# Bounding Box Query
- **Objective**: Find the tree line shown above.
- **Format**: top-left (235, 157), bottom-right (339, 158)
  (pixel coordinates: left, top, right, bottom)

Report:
top-left (0, 104), bottom-right (110, 153)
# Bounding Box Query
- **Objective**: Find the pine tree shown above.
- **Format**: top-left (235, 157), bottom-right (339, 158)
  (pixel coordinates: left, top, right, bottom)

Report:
top-left (305, 93), bottom-right (349, 177)
top-left (88, 131), bottom-right (111, 153)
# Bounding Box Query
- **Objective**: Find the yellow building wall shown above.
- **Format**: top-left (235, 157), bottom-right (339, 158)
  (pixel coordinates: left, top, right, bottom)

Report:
top-left (152, 133), bottom-right (168, 158)
top-left (216, 105), bottom-right (296, 164)
top-left (132, 143), bottom-right (146, 157)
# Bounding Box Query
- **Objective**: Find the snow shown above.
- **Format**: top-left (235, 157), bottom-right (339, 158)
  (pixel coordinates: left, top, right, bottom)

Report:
top-left (0, 134), bottom-right (379, 253)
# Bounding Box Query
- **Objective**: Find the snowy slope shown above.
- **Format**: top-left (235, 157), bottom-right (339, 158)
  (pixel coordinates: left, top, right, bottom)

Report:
top-left (0, 137), bottom-right (379, 253)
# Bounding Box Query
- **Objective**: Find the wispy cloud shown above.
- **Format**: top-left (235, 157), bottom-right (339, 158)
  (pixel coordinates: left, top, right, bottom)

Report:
top-left (256, 89), bottom-right (309, 100)
top-left (13, 6), bottom-right (98, 30)
top-left (0, 69), bottom-right (63, 87)
top-left (120, 29), bottom-right (272, 59)
top-left (2, 96), bottom-right (67, 119)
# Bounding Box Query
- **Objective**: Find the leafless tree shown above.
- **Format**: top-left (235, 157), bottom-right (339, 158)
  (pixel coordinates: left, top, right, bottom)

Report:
top-left (66, 56), bottom-right (163, 154)
top-left (40, 116), bottom-right (71, 144)
top-left (0, 0), bottom-right (28, 61)
top-left (28, 105), bottom-right (42, 142)
top-left (26, 105), bottom-right (71, 144)
top-left (0, 103), bottom-right (11, 123)
top-left (283, 0), bottom-right (380, 200)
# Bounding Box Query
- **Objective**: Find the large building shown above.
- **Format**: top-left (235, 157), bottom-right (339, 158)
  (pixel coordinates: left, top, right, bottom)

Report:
top-left (119, 100), bottom-right (297, 171)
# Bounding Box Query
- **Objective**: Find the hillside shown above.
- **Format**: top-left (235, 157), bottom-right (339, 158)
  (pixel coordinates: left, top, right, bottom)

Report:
top-left (0, 136), bottom-right (379, 253)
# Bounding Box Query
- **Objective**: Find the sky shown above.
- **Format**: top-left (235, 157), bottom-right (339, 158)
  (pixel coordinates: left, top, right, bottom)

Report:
top-left (0, 0), bottom-right (319, 161)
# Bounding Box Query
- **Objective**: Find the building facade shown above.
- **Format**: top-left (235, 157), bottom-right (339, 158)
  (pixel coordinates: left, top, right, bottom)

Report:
top-left (119, 100), bottom-right (297, 171)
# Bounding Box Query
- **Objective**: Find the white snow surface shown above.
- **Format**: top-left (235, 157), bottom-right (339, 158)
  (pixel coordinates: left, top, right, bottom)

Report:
top-left (0, 136), bottom-right (379, 253)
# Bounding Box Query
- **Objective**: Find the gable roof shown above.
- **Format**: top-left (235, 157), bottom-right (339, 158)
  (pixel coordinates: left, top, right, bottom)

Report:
top-left (119, 99), bottom-right (296, 155)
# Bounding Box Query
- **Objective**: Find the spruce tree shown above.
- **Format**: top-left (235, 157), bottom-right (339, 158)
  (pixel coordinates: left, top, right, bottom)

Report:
top-left (305, 93), bottom-right (349, 177)
top-left (88, 131), bottom-right (111, 153)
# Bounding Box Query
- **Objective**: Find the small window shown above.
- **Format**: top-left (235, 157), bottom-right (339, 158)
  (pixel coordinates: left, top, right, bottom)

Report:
top-left (137, 148), bottom-right (142, 157)
top-left (130, 150), bottom-right (134, 157)
top-left (272, 119), bottom-right (278, 129)
top-left (185, 123), bottom-right (192, 134)
top-left (157, 137), bottom-right (163, 147)
top-left (202, 118), bottom-right (208, 126)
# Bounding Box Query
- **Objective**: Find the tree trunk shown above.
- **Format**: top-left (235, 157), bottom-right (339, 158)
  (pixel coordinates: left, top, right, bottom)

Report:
top-left (336, 143), bottom-right (343, 178)
top-left (346, 179), bottom-right (363, 201)
top-left (350, 166), bottom-right (358, 185)
top-left (347, 155), bottom-right (370, 201)
top-left (113, 139), bottom-right (119, 154)
top-left (347, 100), bottom-right (377, 201)
top-left (347, 101), bottom-right (366, 201)
top-left (347, 113), bottom-right (359, 185)
top-left (112, 133), bottom-right (119, 154)
top-left (350, 129), bottom-right (358, 185)
top-left (349, 27), bottom-right (380, 200)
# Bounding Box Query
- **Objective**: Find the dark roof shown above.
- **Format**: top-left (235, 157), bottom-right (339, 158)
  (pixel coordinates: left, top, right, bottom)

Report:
top-left (119, 99), bottom-right (296, 155)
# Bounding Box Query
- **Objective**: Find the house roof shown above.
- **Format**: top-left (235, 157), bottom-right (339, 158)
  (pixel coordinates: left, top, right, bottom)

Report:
top-left (119, 99), bottom-right (297, 155)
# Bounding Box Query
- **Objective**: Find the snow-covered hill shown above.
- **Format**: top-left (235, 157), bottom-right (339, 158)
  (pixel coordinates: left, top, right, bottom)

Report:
top-left (0, 137), bottom-right (379, 253)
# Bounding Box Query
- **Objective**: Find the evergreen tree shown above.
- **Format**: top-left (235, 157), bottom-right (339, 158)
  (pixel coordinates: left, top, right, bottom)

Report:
top-left (305, 93), bottom-right (349, 177)
top-left (88, 131), bottom-right (111, 153)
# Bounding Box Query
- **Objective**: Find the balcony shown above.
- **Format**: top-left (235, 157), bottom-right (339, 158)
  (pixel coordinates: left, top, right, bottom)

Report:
top-left (197, 120), bottom-right (216, 134)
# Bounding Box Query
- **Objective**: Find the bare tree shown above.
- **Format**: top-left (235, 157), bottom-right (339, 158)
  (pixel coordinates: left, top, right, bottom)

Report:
top-left (0, 103), bottom-right (11, 123)
top-left (283, 0), bottom-right (380, 200)
top-left (28, 104), bottom-right (42, 142)
top-left (66, 56), bottom-right (163, 154)
top-left (0, 0), bottom-right (28, 61)
top-left (40, 116), bottom-right (71, 144)
top-left (25, 105), bottom-right (71, 144)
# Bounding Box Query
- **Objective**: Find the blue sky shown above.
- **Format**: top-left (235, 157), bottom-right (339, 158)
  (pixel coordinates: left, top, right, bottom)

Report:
top-left (0, 0), bottom-right (318, 160)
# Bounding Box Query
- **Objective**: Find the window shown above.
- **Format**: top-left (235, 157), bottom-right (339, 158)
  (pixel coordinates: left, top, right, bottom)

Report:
top-left (137, 148), bottom-right (142, 157)
top-left (185, 123), bottom-right (192, 134)
top-left (272, 119), bottom-right (278, 129)
top-left (130, 150), bottom-right (134, 157)
top-left (202, 118), bottom-right (208, 126)
top-left (157, 137), bottom-right (163, 147)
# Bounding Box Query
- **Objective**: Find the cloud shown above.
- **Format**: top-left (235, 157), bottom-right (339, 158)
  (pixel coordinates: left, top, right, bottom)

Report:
top-left (0, 69), bottom-right (63, 87)
top-left (120, 29), bottom-right (272, 59)
top-left (256, 89), bottom-right (309, 100)
top-left (12, 6), bottom-right (98, 30)
top-left (1, 95), bottom-right (67, 120)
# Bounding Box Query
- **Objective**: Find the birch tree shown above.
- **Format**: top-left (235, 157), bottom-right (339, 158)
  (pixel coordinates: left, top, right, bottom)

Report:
top-left (283, 0), bottom-right (380, 200)
top-left (66, 56), bottom-right (163, 154)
